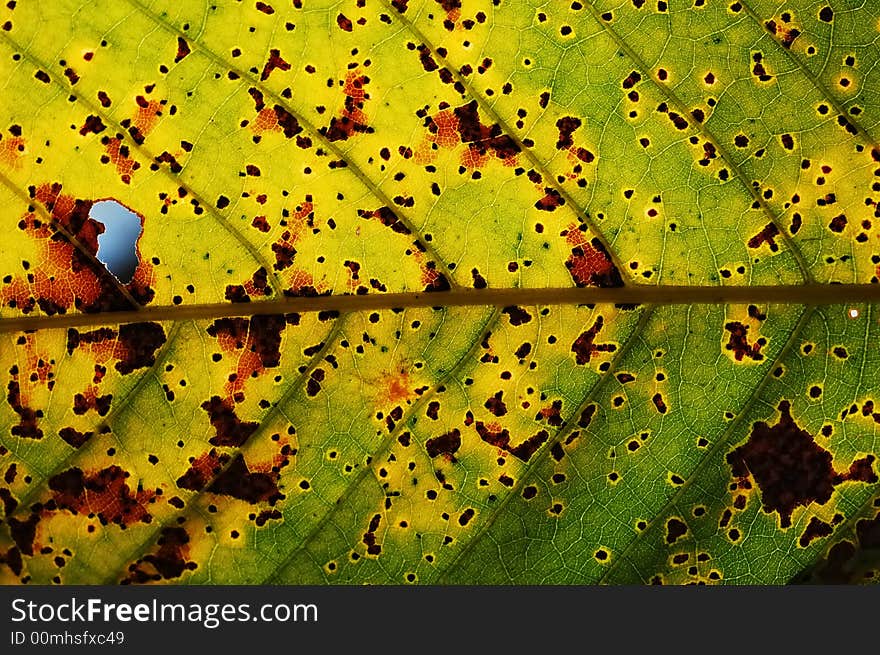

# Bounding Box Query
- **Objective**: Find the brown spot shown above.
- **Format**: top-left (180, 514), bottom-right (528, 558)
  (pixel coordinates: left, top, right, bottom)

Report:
top-left (475, 420), bottom-right (549, 463)
top-left (578, 404), bottom-right (596, 428)
top-left (174, 37), bottom-right (191, 63)
top-left (856, 513), bottom-right (880, 549)
top-left (8, 513), bottom-right (39, 555)
top-left (727, 401), bottom-right (877, 528)
top-left (358, 206), bottom-right (410, 235)
top-left (484, 391), bottom-right (507, 417)
top-left (273, 105), bottom-right (302, 138)
top-left (799, 516), bottom-right (833, 547)
top-left (420, 261), bottom-right (451, 292)
top-left (324, 70), bottom-right (371, 142)
top-left (565, 228), bottom-right (623, 287)
top-left (336, 13), bottom-right (353, 31)
top-left (66, 322), bottom-right (166, 374)
top-left (201, 396), bottom-right (259, 447)
top-left (124, 527), bottom-right (196, 583)
top-left (724, 321), bottom-right (764, 361)
top-left (7, 378), bottom-right (42, 440)
top-left (748, 223), bottom-right (780, 251)
top-left (828, 214), bottom-right (847, 233)
top-left (426, 429), bottom-right (461, 458)
top-left (255, 509), bottom-right (283, 526)
top-left (177, 450), bottom-right (283, 505)
top-left (501, 305), bottom-right (531, 326)
top-left (539, 401), bottom-right (564, 427)
top-left (260, 48), bottom-right (291, 81)
top-left (571, 316), bottom-right (617, 364)
top-left (363, 513), bottom-right (382, 555)
top-left (556, 116), bottom-right (582, 149)
top-left (535, 188), bottom-right (565, 212)
top-left (665, 517), bottom-right (687, 544)
top-left (2, 547), bottom-right (23, 576)
top-left (79, 115), bottom-right (106, 136)
top-left (58, 427), bottom-right (93, 448)
top-left (652, 393), bottom-right (668, 414)
top-left (419, 100), bottom-right (519, 168)
top-left (49, 466), bottom-right (155, 526)
top-left (509, 429), bottom-right (549, 461)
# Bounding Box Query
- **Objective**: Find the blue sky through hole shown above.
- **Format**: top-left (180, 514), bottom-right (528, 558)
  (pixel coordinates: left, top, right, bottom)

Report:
top-left (89, 200), bottom-right (142, 284)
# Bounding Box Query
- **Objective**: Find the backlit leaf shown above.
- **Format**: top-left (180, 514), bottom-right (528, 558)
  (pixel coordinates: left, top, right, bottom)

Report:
top-left (1, 0), bottom-right (879, 585)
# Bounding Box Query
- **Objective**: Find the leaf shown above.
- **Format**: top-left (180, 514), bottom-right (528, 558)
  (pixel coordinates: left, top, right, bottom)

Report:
top-left (0, 0), bottom-right (879, 585)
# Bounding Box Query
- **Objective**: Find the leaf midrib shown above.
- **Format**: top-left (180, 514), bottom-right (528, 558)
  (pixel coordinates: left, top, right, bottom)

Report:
top-left (1, 284), bottom-right (879, 334)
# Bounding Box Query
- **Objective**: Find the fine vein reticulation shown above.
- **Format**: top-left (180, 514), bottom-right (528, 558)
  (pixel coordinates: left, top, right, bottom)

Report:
top-left (1, 0), bottom-right (879, 586)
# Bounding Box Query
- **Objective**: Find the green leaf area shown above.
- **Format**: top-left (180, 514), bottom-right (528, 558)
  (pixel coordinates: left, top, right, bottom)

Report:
top-left (1, 0), bottom-right (879, 585)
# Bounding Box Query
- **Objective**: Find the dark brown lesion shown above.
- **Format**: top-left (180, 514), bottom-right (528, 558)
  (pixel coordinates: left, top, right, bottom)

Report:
top-left (201, 396), bottom-right (259, 447)
top-left (362, 513), bottom-right (382, 555)
top-left (426, 429), bottom-right (461, 458)
top-left (799, 516), bottom-right (833, 547)
top-left (727, 400), bottom-right (878, 528)
top-left (260, 48), bottom-right (291, 81)
top-left (484, 391), bottom-right (507, 417)
top-left (747, 223), bottom-right (780, 251)
top-left (323, 69), bottom-right (372, 142)
top-left (7, 373), bottom-right (43, 440)
top-left (570, 316), bottom-right (617, 365)
top-left (177, 450), bottom-right (285, 505)
top-left (123, 526), bottom-right (197, 583)
top-left (174, 37), bottom-right (191, 64)
top-left (564, 228), bottom-right (623, 288)
top-left (474, 421), bottom-right (549, 462)
top-left (358, 206), bottom-right (411, 235)
top-left (501, 305), bottom-right (531, 326)
top-left (793, 509), bottom-right (880, 583)
top-left (724, 321), bottom-right (765, 362)
top-left (48, 465), bottom-right (156, 526)
top-left (665, 517), bottom-right (688, 544)
top-left (452, 100), bottom-right (520, 161)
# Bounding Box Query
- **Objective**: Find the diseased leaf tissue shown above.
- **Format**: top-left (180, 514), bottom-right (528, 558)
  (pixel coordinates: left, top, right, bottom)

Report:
top-left (1, 0), bottom-right (879, 585)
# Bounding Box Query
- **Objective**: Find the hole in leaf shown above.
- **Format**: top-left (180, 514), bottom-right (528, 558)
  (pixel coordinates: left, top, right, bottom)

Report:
top-left (88, 200), bottom-right (143, 283)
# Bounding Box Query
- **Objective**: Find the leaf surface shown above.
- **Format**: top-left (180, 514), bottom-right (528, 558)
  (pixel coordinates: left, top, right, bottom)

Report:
top-left (1, 0), bottom-right (879, 585)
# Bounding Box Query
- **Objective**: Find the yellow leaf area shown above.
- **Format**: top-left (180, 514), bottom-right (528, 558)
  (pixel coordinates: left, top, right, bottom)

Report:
top-left (0, 0), bottom-right (879, 585)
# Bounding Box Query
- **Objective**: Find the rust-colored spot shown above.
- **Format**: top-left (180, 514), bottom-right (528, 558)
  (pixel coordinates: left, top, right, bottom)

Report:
top-left (564, 226), bottom-right (623, 287)
top-left (417, 100), bottom-right (519, 168)
top-left (206, 314), bottom-right (289, 396)
top-left (177, 450), bottom-right (284, 505)
top-left (261, 48), bottom-right (291, 81)
top-left (747, 223), bottom-right (780, 251)
top-left (49, 466), bottom-right (155, 526)
top-left (324, 69), bottom-right (371, 141)
top-left (3, 185), bottom-right (155, 315)
top-left (1, 128), bottom-right (26, 169)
